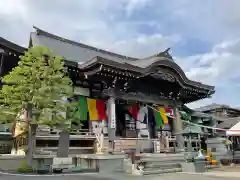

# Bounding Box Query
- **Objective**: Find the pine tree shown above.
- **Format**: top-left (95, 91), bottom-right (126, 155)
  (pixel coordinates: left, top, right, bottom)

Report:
top-left (0, 46), bottom-right (76, 166)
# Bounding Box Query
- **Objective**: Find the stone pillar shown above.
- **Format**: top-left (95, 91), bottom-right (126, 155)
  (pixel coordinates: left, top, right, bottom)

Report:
top-left (173, 106), bottom-right (185, 152)
top-left (164, 135), bottom-right (170, 152)
top-left (187, 136), bottom-right (192, 152)
top-left (57, 131), bottom-right (70, 157)
top-left (136, 130), bottom-right (141, 154)
top-left (107, 96), bottom-right (116, 153)
top-left (211, 117), bottom-right (217, 137)
top-left (95, 121), bottom-right (104, 154)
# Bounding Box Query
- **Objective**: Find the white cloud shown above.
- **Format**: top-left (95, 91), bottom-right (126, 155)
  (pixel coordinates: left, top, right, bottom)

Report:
top-left (0, 0), bottom-right (180, 57)
top-left (185, 39), bottom-right (240, 86)
top-left (1, 0), bottom-right (240, 109)
top-left (0, 0), bottom-right (28, 18)
top-left (125, 0), bottom-right (153, 17)
top-left (106, 34), bottom-right (181, 58)
top-left (216, 0), bottom-right (240, 28)
top-left (186, 39), bottom-right (240, 108)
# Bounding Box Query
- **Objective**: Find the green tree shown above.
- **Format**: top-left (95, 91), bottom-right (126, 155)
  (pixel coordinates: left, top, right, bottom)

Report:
top-left (0, 46), bottom-right (75, 166)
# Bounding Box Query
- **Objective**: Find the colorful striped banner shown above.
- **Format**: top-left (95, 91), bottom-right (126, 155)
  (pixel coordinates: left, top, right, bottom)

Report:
top-left (87, 98), bottom-right (106, 120)
top-left (154, 107), bottom-right (169, 128)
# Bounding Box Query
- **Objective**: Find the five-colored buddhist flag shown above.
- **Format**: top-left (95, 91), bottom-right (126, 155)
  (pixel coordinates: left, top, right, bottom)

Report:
top-left (87, 98), bottom-right (107, 120)
top-left (96, 100), bottom-right (106, 120)
top-left (154, 108), bottom-right (164, 128)
top-left (87, 98), bottom-right (99, 120)
top-left (154, 107), bottom-right (169, 128)
top-left (78, 96), bottom-right (88, 121)
top-left (159, 107), bottom-right (169, 124)
top-left (127, 104), bottom-right (139, 120)
top-left (165, 107), bottom-right (173, 116)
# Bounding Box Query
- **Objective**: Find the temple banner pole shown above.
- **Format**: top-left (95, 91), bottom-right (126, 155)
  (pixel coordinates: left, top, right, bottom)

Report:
top-left (107, 93), bottom-right (116, 153)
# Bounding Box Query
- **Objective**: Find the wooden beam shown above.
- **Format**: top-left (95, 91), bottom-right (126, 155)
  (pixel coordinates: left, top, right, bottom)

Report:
top-left (103, 89), bottom-right (180, 106)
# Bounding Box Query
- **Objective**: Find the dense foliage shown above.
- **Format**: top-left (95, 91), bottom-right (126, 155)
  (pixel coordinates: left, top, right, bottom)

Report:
top-left (0, 46), bottom-right (78, 129)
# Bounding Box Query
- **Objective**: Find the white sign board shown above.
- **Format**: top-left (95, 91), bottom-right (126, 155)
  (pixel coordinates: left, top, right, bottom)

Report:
top-left (73, 86), bottom-right (90, 96)
top-left (110, 103), bottom-right (116, 129)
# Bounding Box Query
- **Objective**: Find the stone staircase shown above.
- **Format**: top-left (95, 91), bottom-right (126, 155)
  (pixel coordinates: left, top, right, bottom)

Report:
top-left (142, 161), bottom-right (182, 175)
top-left (104, 138), bottom-right (137, 152)
top-left (115, 139), bottom-right (137, 152)
top-left (103, 138), bottom-right (172, 153)
top-left (136, 154), bottom-right (184, 175)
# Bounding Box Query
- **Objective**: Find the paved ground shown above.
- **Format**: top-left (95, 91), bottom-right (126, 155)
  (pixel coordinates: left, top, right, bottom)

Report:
top-left (0, 173), bottom-right (238, 180)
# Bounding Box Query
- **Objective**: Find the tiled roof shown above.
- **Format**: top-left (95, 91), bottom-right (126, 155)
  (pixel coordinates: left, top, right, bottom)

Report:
top-left (0, 37), bottom-right (26, 53)
top-left (216, 117), bottom-right (240, 129)
top-left (30, 26), bottom-right (215, 93)
top-left (194, 103), bottom-right (239, 112)
top-left (31, 26), bottom-right (137, 63)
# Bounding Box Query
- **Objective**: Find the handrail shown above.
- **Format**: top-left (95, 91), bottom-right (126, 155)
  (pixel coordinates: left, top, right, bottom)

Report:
top-left (103, 137), bottom-right (176, 141)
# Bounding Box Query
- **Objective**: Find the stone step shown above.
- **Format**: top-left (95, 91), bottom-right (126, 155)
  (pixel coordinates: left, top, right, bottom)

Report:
top-left (137, 154), bottom-right (184, 175)
top-left (144, 162), bottom-right (181, 170)
top-left (141, 158), bottom-right (184, 163)
top-left (143, 168), bottom-right (182, 175)
top-left (104, 139), bottom-right (137, 152)
top-left (141, 154), bottom-right (185, 162)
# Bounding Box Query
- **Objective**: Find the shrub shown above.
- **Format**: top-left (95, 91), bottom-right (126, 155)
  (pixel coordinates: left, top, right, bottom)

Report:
top-left (17, 160), bottom-right (34, 173)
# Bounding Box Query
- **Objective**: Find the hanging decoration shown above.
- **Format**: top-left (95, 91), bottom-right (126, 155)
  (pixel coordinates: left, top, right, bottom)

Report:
top-left (154, 107), bottom-right (164, 128)
top-left (87, 98), bottom-right (106, 121)
top-left (127, 104), bottom-right (139, 120)
top-left (87, 98), bottom-right (99, 120)
top-left (153, 107), bottom-right (169, 128)
top-left (77, 96), bottom-right (88, 121)
top-left (96, 99), bottom-right (107, 120)
top-left (147, 104), bottom-right (238, 134)
top-left (159, 107), bottom-right (168, 124)
top-left (164, 107), bottom-right (173, 116)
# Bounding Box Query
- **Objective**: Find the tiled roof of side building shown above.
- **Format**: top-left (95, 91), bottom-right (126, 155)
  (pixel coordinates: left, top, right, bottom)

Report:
top-left (194, 103), bottom-right (233, 112)
top-left (216, 117), bottom-right (240, 129)
top-left (0, 37), bottom-right (27, 53)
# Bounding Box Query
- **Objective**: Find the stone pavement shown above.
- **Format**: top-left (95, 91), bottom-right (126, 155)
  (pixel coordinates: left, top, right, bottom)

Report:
top-left (200, 171), bottom-right (240, 178)
top-left (0, 173), bottom-right (236, 180)
top-left (194, 165), bottom-right (240, 178)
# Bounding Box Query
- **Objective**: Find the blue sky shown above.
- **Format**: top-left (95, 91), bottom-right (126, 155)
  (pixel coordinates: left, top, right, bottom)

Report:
top-left (1, 0), bottom-right (240, 109)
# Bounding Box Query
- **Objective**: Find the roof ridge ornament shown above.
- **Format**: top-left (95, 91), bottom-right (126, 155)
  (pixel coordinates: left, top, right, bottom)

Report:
top-left (156, 48), bottom-right (173, 60)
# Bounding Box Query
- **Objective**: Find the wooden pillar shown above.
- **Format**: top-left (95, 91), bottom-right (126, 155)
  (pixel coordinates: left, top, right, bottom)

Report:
top-left (173, 105), bottom-right (185, 152)
top-left (107, 95), bottom-right (116, 153)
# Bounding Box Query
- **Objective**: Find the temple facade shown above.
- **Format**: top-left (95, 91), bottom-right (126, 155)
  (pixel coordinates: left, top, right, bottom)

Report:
top-left (0, 26), bottom-right (215, 154)
top-left (29, 27), bottom-right (215, 153)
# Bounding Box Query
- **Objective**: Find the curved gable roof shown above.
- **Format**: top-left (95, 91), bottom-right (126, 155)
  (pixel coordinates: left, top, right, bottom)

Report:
top-left (30, 26), bottom-right (215, 92)
top-left (78, 56), bottom-right (215, 91)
